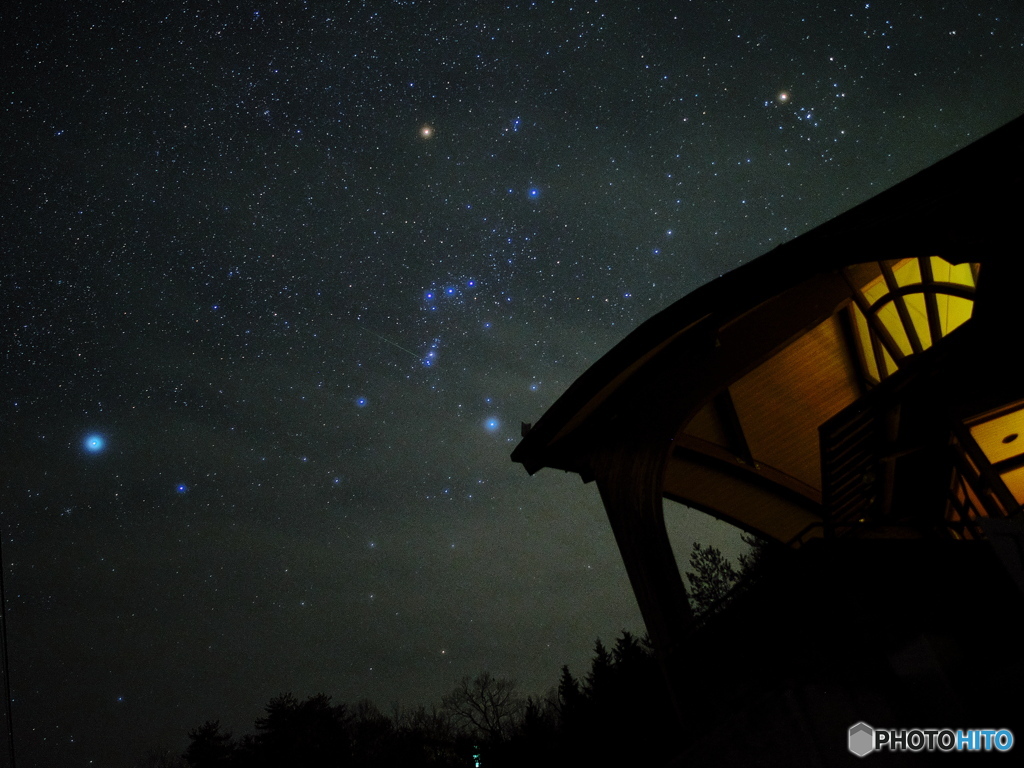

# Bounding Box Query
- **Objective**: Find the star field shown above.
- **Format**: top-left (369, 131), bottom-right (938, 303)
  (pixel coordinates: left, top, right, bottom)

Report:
top-left (3, 1), bottom-right (1024, 765)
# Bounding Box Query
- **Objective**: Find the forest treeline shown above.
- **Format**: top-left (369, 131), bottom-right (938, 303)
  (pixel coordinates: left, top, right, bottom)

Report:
top-left (137, 538), bottom-right (765, 768)
top-left (166, 632), bottom-right (675, 768)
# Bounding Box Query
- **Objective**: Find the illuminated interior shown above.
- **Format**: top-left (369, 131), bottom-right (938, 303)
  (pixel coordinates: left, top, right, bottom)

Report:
top-left (667, 256), bottom-right (1001, 546)
top-left (846, 257), bottom-right (979, 384)
top-left (946, 402), bottom-right (1024, 539)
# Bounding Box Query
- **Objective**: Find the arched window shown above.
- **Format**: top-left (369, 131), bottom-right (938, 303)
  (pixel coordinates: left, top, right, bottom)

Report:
top-left (845, 257), bottom-right (979, 383)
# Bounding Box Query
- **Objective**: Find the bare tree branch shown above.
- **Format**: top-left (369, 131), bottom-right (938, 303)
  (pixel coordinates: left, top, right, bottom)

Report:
top-left (441, 672), bottom-right (525, 742)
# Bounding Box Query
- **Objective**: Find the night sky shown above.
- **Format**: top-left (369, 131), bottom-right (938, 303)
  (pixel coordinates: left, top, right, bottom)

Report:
top-left (3, 1), bottom-right (1024, 765)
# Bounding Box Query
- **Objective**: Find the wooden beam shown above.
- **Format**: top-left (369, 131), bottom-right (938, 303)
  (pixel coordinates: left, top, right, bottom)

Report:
top-left (918, 256), bottom-right (945, 346)
top-left (713, 388), bottom-right (755, 466)
top-left (841, 267), bottom-right (906, 366)
top-left (880, 260), bottom-right (924, 354)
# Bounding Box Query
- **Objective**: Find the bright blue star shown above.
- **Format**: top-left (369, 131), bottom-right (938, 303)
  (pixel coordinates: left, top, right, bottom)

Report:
top-left (356, 397), bottom-right (368, 407)
top-left (422, 338), bottom-right (441, 367)
top-left (83, 434), bottom-right (105, 453)
top-left (484, 417), bottom-right (500, 432)
top-left (528, 187), bottom-right (540, 198)
top-left (176, 484), bottom-right (188, 494)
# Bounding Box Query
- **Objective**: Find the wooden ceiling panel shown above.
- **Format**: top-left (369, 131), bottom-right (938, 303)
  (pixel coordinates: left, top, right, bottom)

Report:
top-left (728, 315), bottom-right (862, 489)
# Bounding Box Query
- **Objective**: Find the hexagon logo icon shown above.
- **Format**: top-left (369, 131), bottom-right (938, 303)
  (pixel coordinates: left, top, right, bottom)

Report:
top-left (849, 722), bottom-right (875, 757)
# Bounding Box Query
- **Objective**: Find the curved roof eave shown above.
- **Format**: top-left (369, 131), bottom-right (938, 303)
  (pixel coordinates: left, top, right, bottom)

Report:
top-left (512, 114), bottom-right (1024, 476)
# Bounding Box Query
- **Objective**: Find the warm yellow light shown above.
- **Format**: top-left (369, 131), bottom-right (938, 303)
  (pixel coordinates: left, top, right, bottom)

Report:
top-left (419, 124), bottom-right (434, 139)
top-left (850, 304), bottom-right (879, 383)
top-left (849, 257), bottom-right (979, 382)
top-left (1000, 466), bottom-right (1024, 504)
top-left (970, 407), bottom-right (1024, 465)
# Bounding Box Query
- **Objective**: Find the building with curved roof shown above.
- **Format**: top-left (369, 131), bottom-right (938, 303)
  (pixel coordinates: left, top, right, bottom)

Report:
top-left (512, 116), bottom-right (1024, 749)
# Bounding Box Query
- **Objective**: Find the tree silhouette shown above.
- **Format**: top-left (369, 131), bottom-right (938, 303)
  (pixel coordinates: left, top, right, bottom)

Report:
top-left (686, 535), bottom-right (775, 619)
top-left (135, 747), bottom-right (188, 768)
top-left (611, 630), bottom-right (646, 669)
top-left (348, 698), bottom-right (393, 765)
top-left (183, 721), bottom-right (235, 768)
top-left (737, 532), bottom-right (772, 586)
top-left (685, 541), bottom-right (739, 617)
top-left (442, 672), bottom-right (524, 743)
top-left (248, 692), bottom-right (352, 767)
top-left (583, 638), bottom-right (614, 699)
top-left (556, 664), bottom-right (583, 727)
top-left (391, 703), bottom-right (463, 767)
top-left (178, 627), bottom-right (696, 767)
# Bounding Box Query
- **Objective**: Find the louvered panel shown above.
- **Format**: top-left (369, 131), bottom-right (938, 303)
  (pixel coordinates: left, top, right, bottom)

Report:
top-left (820, 404), bottom-right (883, 530)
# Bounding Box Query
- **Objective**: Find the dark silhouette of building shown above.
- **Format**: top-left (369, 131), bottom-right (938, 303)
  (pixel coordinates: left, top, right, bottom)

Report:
top-left (513, 116), bottom-right (1024, 764)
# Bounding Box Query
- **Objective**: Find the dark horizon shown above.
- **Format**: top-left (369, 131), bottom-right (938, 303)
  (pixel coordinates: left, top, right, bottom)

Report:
top-left (3, 1), bottom-right (1024, 765)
